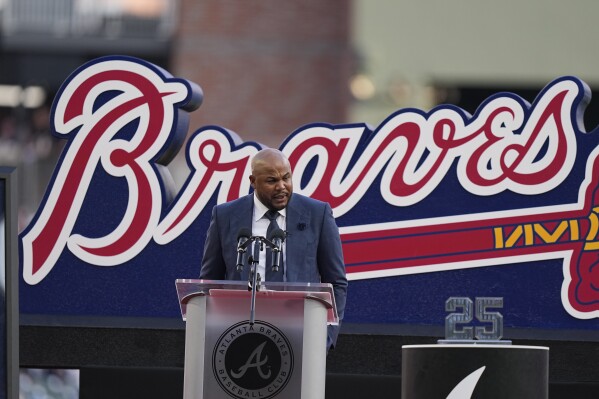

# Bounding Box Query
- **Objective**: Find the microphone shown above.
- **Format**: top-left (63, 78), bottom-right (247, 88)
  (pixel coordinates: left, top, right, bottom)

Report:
top-left (269, 228), bottom-right (286, 272)
top-left (236, 228), bottom-right (252, 271)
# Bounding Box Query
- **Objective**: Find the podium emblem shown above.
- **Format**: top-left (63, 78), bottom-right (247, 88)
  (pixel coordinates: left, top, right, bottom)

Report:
top-left (213, 321), bottom-right (294, 398)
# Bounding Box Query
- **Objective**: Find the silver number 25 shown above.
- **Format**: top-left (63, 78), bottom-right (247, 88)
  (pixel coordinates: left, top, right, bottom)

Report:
top-left (445, 297), bottom-right (504, 341)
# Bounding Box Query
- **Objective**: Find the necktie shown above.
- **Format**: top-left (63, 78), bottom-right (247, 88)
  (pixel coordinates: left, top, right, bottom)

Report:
top-left (265, 210), bottom-right (284, 282)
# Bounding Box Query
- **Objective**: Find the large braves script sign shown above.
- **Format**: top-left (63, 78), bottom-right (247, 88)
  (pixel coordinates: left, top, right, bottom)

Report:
top-left (18, 56), bottom-right (599, 333)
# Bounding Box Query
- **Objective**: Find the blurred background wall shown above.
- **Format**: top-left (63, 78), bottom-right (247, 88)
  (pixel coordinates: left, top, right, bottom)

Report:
top-left (350, 0), bottom-right (599, 128)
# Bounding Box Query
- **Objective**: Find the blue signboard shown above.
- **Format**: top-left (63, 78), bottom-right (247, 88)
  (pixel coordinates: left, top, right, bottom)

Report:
top-left (18, 55), bottom-right (599, 337)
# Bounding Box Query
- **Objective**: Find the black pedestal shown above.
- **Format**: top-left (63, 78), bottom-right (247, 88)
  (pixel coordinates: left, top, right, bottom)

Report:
top-left (401, 344), bottom-right (548, 399)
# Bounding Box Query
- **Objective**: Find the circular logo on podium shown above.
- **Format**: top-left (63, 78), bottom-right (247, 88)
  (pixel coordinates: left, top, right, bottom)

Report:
top-left (213, 320), bottom-right (294, 399)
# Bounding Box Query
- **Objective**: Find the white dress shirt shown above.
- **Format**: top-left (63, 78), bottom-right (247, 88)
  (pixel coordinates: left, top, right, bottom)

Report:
top-left (252, 194), bottom-right (287, 281)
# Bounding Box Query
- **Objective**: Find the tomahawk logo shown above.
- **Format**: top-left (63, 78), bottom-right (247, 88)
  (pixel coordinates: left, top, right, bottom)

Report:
top-left (18, 55), bottom-right (599, 319)
top-left (446, 366), bottom-right (485, 399)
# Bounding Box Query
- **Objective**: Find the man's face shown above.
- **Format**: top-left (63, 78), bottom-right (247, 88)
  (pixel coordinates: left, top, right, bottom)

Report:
top-left (250, 157), bottom-right (293, 211)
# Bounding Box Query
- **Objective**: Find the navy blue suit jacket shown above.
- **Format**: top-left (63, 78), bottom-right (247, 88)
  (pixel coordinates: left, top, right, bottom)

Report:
top-left (200, 193), bottom-right (348, 349)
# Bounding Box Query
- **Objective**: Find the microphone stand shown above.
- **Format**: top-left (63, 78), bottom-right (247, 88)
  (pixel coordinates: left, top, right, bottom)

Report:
top-left (247, 237), bottom-right (262, 325)
top-left (239, 236), bottom-right (280, 325)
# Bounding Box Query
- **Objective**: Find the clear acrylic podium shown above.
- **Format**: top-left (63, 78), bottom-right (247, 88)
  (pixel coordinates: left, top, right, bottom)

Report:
top-left (175, 279), bottom-right (339, 399)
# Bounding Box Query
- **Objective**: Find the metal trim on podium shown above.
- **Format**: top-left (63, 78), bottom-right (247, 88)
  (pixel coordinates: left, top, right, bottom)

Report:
top-left (176, 279), bottom-right (338, 399)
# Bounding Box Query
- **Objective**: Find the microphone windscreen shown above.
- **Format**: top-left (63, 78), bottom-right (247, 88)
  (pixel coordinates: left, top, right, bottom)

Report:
top-left (237, 227), bottom-right (252, 240)
top-left (269, 228), bottom-right (286, 241)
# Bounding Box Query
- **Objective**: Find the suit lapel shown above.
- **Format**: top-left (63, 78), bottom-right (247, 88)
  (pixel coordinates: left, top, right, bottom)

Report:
top-left (285, 195), bottom-right (309, 281)
top-left (230, 195), bottom-right (254, 281)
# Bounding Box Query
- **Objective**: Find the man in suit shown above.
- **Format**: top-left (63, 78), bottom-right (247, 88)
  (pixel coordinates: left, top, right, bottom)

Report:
top-left (200, 148), bottom-right (348, 351)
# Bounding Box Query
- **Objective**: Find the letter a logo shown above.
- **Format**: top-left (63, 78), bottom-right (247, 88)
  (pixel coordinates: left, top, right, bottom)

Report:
top-left (230, 341), bottom-right (271, 379)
